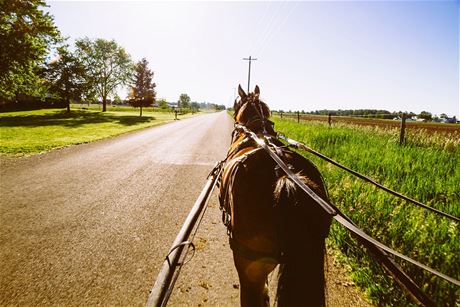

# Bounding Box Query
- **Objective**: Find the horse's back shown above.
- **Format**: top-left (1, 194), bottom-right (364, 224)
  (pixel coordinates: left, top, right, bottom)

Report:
top-left (222, 147), bottom-right (280, 253)
top-left (221, 144), bottom-right (331, 253)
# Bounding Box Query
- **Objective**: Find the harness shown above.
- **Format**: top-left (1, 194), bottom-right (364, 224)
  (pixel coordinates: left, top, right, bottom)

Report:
top-left (218, 143), bottom-right (286, 264)
top-left (219, 98), bottom-right (295, 263)
top-left (229, 237), bottom-right (282, 264)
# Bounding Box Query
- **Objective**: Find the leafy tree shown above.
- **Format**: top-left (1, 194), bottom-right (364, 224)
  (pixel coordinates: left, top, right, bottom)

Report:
top-left (418, 111), bottom-right (432, 121)
top-left (178, 93), bottom-right (190, 110)
top-left (112, 94), bottom-right (123, 105)
top-left (128, 58), bottom-right (156, 116)
top-left (190, 101), bottom-right (200, 113)
top-left (43, 45), bottom-right (86, 112)
top-left (157, 98), bottom-right (169, 109)
top-left (0, 0), bottom-right (61, 102)
top-left (75, 38), bottom-right (134, 112)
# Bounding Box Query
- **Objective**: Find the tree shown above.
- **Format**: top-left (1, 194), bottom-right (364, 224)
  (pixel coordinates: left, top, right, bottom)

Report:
top-left (418, 111), bottom-right (432, 121)
top-left (178, 93), bottom-right (190, 110)
top-left (112, 94), bottom-right (123, 105)
top-left (75, 38), bottom-right (134, 112)
top-left (128, 58), bottom-right (156, 116)
top-left (157, 98), bottom-right (169, 109)
top-left (190, 101), bottom-right (200, 113)
top-left (0, 0), bottom-right (61, 102)
top-left (43, 45), bottom-right (86, 112)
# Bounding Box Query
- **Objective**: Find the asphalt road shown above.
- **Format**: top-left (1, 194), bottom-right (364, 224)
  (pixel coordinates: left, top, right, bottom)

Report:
top-left (0, 111), bottom-right (370, 306)
top-left (0, 112), bottom-right (237, 306)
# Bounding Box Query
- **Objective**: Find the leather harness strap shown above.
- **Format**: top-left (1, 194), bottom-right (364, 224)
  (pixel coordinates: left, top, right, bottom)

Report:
top-left (229, 237), bottom-right (282, 264)
top-left (220, 133), bottom-right (293, 264)
top-left (219, 147), bottom-right (262, 233)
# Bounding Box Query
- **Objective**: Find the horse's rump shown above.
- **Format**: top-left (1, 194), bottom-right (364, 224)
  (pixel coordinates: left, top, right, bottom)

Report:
top-left (272, 150), bottom-right (332, 306)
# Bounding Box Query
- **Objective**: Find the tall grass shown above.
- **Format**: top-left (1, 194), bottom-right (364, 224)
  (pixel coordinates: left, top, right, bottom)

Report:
top-left (271, 117), bottom-right (459, 306)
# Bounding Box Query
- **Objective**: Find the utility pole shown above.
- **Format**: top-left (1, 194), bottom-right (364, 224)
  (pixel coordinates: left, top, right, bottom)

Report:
top-left (243, 56), bottom-right (257, 93)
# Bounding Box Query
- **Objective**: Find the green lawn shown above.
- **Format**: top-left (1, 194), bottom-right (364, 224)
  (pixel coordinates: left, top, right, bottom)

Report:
top-left (0, 107), bottom-right (192, 155)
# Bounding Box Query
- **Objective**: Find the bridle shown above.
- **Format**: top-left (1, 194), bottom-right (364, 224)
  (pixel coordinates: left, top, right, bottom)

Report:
top-left (234, 95), bottom-right (275, 137)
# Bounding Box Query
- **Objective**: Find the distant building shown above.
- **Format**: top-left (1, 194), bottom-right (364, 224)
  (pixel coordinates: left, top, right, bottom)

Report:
top-left (442, 116), bottom-right (457, 124)
top-left (168, 102), bottom-right (178, 108)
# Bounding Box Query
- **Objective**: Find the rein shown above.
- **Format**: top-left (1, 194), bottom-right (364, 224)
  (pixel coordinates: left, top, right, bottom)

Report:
top-left (234, 124), bottom-right (336, 216)
top-left (253, 99), bottom-right (268, 134)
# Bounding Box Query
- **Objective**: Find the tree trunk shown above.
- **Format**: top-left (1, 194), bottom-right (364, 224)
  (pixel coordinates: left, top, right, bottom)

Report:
top-left (66, 99), bottom-right (71, 113)
top-left (102, 95), bottom-right (107, 112)
top-left (140, 106), bottom-right (143, 117)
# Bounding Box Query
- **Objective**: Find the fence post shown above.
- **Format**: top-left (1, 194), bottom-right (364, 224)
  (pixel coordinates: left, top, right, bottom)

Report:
top-left (328, 112), bottom-right (332, 127)
top-left (297, 111), bottom-right (300, 123)
top-left (399, 113), bottom-right (406, 145)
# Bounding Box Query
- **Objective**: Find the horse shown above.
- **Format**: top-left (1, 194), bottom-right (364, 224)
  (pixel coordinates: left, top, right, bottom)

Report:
top-left (219, 85), bottom-right (333, 307)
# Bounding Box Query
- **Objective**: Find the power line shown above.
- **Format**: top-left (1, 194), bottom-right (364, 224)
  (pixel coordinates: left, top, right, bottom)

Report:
top-left (257, 1), bottom-right (298, 56)
top-left (251, 1), bottom-right (287, 56)
top-left (248, 1), bottom-right (271, 56)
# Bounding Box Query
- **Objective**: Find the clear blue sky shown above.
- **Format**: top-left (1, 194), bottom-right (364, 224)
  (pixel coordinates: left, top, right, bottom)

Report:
top-left (47, 1), bottom-right (459, 117)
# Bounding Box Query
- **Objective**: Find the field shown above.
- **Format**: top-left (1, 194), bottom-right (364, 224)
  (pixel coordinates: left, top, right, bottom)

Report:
top-left (270, 116), bottom-right (459, 306)
top-left (276, 112), bottom-right (460, 135)
top-left (0, 105), bottom-right (194, 155)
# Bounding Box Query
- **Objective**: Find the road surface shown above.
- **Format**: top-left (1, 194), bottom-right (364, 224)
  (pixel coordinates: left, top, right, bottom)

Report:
top-left (0, 111), bottom-right (370, 306)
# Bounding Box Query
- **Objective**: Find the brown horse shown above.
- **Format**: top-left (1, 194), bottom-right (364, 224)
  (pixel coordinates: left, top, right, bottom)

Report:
top-left (219, 85), bottom-right (333, 307)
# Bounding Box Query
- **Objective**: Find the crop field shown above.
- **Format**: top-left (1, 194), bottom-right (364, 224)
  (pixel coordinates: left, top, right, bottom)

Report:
top-left (276, 112), bottom-right (460, 135)
top-left (271, 116), bottom-right (459, 306)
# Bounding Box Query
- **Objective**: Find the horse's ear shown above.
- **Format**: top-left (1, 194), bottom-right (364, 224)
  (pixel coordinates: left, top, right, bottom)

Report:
top-left (254, 85), bottom-right (260, 96)
top-left (233, 99), bottom-right (240, 112)
top-left (238, 84), bottom-right (247, 99)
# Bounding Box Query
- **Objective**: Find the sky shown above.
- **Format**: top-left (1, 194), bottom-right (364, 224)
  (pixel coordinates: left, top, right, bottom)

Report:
top-left (46, 0), bottom-right (459, 117)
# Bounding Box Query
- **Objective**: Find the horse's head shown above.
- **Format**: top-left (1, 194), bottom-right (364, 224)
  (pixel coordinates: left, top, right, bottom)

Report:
top-left (233, 84), bottom-right (274, 134)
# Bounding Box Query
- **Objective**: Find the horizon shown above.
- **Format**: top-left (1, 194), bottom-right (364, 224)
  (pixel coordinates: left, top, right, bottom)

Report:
top-left (46, 1), bottom-right (459, 117)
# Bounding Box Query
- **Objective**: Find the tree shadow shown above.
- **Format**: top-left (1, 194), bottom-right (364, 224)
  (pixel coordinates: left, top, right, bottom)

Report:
top-left (0, 110), bottom-right (155, 128)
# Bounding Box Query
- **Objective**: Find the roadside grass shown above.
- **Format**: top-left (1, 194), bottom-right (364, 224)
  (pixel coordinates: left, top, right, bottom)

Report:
top-left (0, 108), bottom-right (193, 155)
top-left (271, 117), bottom-right (459, 306)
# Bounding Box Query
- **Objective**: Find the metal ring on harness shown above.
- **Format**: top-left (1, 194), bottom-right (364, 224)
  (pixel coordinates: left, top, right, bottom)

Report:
top-left (165, 241), bottom-right (196, 266)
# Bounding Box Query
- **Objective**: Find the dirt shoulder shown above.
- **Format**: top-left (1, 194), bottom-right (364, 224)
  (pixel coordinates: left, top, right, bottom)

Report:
top-left (168, 189), bottom-right (373, 306)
